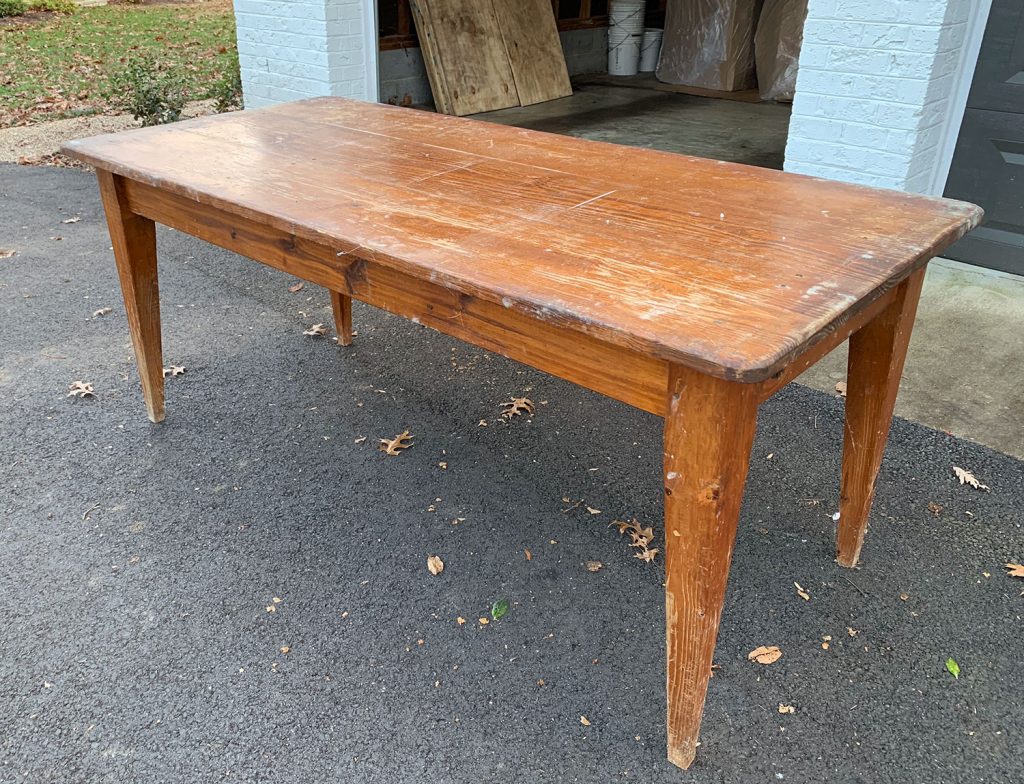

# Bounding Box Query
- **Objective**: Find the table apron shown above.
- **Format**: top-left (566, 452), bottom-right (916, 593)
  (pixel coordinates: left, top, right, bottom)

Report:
top-left (121, 176), bottom-right (904, 412)
top-left (123, 177), bottom-right (670, 416)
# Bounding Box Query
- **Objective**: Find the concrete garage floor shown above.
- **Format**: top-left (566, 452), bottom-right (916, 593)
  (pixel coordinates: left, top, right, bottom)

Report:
top-left (479, 84), bottom-right (1024, 459)
top-left (480, 84), bottom-right (792, 170)
top-left (2, 160), bottom-right (1023, 781)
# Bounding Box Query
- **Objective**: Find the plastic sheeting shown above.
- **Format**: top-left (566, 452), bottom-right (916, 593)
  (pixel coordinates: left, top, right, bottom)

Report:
top-left (754, 0), bottom-right (808, 101)
top-left (656, 0), bottom-right (764, 91)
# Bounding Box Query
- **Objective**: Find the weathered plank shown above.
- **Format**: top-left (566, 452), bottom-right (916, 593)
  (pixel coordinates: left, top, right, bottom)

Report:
top-left (409, 0), bottom-right (519, 116)
top-left (497, 0), bottom-right (573, 106)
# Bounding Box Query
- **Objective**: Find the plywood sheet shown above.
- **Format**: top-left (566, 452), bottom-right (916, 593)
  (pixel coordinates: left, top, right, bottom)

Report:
top-left (496, 0), bottom-right (573, 106)
top-left (409, 0), bottom-right (519, 116)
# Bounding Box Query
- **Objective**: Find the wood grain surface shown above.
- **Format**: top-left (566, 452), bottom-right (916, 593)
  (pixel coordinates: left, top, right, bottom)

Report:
top-left (498, 0), bottom-right (573, 106)
top-left (96, 169), bottom-right (165, 423)
top-left (63, 97), bottom-right (982, 382)
top-left (663, 364), bottom-right (758, 768)
top-left (121, 178), bottom-right (670, 415)
top-left (838, 268), bottom-right (925, 566)
top-left (409, 0), bottom-right (519, 115)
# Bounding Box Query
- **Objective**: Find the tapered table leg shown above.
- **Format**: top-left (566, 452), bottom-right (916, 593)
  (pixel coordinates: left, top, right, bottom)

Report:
top-left (663, 364), bottom-right (759, 769)
top-left (331, 290), bottom-right (353, 346)
top-left (837, 267), bottom-right (926, 567)
top-left (97, 169), bottom-right (164, 423)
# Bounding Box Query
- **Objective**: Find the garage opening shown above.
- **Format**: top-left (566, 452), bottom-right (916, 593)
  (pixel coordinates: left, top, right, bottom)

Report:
top-left (377, 0), bottom-right (806, 170)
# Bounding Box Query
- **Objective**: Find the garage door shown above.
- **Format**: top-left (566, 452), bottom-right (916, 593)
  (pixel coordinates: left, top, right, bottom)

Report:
top-left (943, 0), bottom-right (1024, 276)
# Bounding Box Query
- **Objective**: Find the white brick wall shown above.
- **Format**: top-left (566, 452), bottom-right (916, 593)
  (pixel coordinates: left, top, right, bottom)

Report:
top-left (785, 0), bottom-right (977, 192)
top-left (234, 0), bottom-right (373, 107)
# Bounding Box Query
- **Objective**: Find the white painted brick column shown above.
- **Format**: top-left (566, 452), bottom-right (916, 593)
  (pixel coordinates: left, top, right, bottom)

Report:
top-left (785, 0), bottom-right (977, 193)
top-left (233, 0), bottom-right (375, 108)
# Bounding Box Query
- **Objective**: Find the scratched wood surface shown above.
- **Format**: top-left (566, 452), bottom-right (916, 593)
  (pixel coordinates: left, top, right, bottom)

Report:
top-left (63, 98), bottom-right (982, 382)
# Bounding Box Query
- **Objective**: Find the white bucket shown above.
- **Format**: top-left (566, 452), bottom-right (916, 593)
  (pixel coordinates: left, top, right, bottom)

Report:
top-left (638, 28), bottom-right (663, 72)
top-left (608, 36), bottom-right (642, 76)
top-left (608, 0), bottom-right (645, 76)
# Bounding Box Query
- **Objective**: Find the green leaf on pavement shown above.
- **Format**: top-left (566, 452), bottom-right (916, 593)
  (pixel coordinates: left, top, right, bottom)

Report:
top-left (945, 657), bottom-right (960, 679)
top-left (491, 598), bottom-right (509, 620)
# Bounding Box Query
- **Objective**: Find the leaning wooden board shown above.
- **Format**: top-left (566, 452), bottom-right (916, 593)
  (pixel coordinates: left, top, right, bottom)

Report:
top-left (410, 0), bottom-right (571, 115)
top-left (63, 98), bottom-right (981, 770)
top-left (410, 0), bottom-right (518, 115)
top-left (497, 0), bottom-right (573, 106)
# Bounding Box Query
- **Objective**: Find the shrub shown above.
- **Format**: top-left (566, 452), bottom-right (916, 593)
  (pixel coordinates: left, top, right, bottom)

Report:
top-left (210, 50), bottom-right (243, 113)
top-left (0, 0), bottom-right (28, 18)
top-left (112, 59), bottom-right (187, 127)
top-left (29, 0), bottom-right (77, 13)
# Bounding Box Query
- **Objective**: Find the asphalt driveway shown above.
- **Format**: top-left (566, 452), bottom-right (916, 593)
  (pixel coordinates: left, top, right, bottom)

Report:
top-left (1, 163), bottom-right (1021, 783)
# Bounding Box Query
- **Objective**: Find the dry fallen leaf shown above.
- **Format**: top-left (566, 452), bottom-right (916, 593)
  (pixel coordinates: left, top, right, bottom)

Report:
top-left (580, 715), bottom-right (591, 726)
top-left (611, 518), bottom-right (658, 563)
top-left (586, 506), bottom-right (601, 515)
top-left (524, 549), bottom-right (532, 561)
top-left (778, 704), bottom-right (796, 714)
top-left (501, 397), bottom-right (535, 419)
top-left (1005, 563), bottom-right (1024, 578)
top-left (747, 645), bottom-right (782, 665)
top-left (265, 605), bottom-right (277, 614)
top-left (427, 555), bottom-right (444, 576)
top-left (162, 366), bottom-right (185, 378)
top-left (821, 635), bottom-right (832, 650)
top-left (92, 307), bottom-right (112, 317)
top-left (835, 381), bottom-right (847, 397)
top-left (66, 381), bottom-right (94, 398)
top-left (354, 436), bottom-right (367, 444)
top-left (953, 466), bottom-right (990, 491)
top-left (438, 461), bottom-right (447, 469)
top-left (456, 617), bottom-right (466, 625)
top-left (612, 520), bottom-right (635, 535)
top-left (927, 501), bottom-right (943, 517)
top-left (0, 248), bottom-right (16, 259)
top-left (794, 582), bottom-right (810, 601)
top-left (478, 617), bottom-right (489, 626)
top-left (62, 216), bottom-right (81, 224)
top-left (303, 323), bottom-right (326, 337)
top-left (380, 430), bottom-right (413, 455)
top-left (280, 646), bottom-right (291, 654)
top-left (288, 282), bottom-right (304, 293)
top-left (847, 627), bottom-right (859, 637)
top-left (628, 530), bottom-right (650, 549)
top-left (586, 560), bottom-right (603, 572)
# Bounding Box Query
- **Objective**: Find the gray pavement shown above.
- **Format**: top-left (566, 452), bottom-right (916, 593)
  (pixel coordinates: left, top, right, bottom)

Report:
top-left (1, 162), bottom-right (1022, 783)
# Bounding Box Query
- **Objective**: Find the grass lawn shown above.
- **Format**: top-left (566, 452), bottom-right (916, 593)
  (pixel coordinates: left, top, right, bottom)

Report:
top-left (0, 0), bottom-right (237, 127)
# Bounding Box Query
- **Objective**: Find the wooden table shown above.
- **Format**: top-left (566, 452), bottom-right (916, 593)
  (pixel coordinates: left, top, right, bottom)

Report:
top-left (63, 98), bottom-right (981, 770)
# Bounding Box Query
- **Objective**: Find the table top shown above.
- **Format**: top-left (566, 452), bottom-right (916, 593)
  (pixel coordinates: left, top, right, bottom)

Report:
top-left (63, 97), bottom-right (981, 381)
